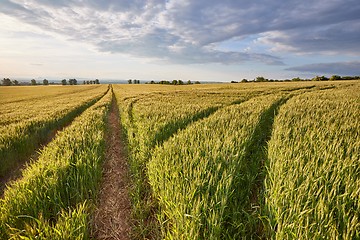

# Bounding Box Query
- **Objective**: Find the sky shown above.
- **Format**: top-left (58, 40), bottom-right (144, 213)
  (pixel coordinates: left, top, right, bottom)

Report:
top-left (0, 0), bottom-right (359, 82)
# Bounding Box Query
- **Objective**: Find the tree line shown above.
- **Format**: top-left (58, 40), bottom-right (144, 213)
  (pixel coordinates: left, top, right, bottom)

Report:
top-left (129, 79), bottom-right (201, 85)
top-left (1, 78), bottom-right (100, 86)
top-left (231, 75), bottom-right (360, 83)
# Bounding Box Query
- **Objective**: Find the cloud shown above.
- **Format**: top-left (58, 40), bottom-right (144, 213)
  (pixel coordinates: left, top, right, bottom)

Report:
top-left (286, 61), bottom-right (360, 75)
top-left (0, 0), bottom-right (359, 65)
top-left (259, 20), bottom-right (360, 54)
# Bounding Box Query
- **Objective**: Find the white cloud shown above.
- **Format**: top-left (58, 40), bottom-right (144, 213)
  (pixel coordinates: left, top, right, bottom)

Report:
top-left (0, 0), bottom-right (359, 66)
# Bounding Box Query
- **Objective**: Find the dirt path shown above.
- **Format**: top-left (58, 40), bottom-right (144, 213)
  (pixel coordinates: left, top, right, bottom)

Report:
top-left (92, 94), bottom-right (131, 240)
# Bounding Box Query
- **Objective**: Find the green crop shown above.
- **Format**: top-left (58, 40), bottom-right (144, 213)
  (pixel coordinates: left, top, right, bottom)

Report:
top-left (0, 87), bottom-right (112, 239)
top-left (265, 84), bottom-right (360, 239)
top-left (0, 85), bottom-right (108, 179)
top-left (0, 80), bottom-right (358, 239)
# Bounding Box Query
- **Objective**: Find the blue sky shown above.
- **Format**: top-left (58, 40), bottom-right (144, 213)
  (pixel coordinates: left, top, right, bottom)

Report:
top-left (0, 0), bottom-right (359, 81)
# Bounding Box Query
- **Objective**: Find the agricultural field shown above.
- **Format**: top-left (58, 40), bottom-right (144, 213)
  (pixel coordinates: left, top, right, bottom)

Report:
top-left (0, 85), bottom-right (109, 187)
top-left (0, 80), bottom-right (359, 239)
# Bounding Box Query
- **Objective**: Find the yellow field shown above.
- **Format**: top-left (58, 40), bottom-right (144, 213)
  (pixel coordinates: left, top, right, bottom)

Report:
top-left (0, 81), bottom-right (359, 239)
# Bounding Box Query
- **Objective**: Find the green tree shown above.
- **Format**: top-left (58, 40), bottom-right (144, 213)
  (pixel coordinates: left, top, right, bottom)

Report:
top-left (187, 80), bottom-right (192, 85)
top-left (68, 79), bottom-right (77, 85)
top-left (194, 81), bottom-right (201, 84)
top-left (31, 79), bottom-right (37, 85)
top-left (95, 79), bottom-right (100, 84)
top-left (241, 79), bottom-right (248, 83)
top-left (2, 78), bottom-right (12, 86)
top-left (312, 75), bottom-right (328, 81)
top-left (172, 80), bottom-right (178, 85)
top-left (13, 80), bottom-right (19, 86)
top-left (292, 77), bottom-right (301, 81)
top-left (61, 79), bottom-right (67, 85)
top-left (128, 79), bottom-right (132, 84)
top-left (43, 79), bottom-right (49, 85)
top-left (255, 76), bottom-right (266, 82)
top-left (330, 75), bottom-right (341, 81)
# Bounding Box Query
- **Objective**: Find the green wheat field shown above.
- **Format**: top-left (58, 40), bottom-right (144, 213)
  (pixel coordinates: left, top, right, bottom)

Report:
top-left (0, 81), bottom-right (359, 239)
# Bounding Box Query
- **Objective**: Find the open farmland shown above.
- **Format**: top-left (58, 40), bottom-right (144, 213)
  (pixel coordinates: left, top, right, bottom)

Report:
top-left (0, 85), bottom-right (109, 190)
top-left (0, 81), bottom-right (359, 239)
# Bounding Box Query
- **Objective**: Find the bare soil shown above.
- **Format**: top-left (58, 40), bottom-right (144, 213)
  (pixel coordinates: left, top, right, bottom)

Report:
top-left (91, 96), bottom-right (131, 240)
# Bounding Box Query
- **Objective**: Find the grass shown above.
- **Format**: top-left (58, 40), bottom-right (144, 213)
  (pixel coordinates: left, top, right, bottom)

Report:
top-left (147, 93), bottom-right (287, 239)
top-left (113, 84), bottom-right (268, 238)
top-left (0, 81), bottom-right (358, 239)
top-left (113, 81), bottom-right (358, 239)
top-left (0, 85), bottom-right (108, 179)
top-left (0, 87), bottom-right (112, 239)
top-left (265, 84), bottom-right (360, 239)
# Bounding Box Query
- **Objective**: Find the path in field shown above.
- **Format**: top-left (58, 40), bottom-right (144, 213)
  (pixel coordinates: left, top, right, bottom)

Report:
top-left (243, 97), bottom-right (291, 238)
top-left (92, 94), bottom-right (131, 240)
top-left (0, 89), bottom-right (109, 196)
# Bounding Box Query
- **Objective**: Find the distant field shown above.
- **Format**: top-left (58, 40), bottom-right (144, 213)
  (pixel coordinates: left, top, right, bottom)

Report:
top-left (0, 81), bottom-right (359, 239)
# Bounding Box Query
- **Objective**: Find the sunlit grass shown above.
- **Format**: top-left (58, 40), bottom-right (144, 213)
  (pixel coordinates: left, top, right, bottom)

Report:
top-left (0, 87), bottom-right (112, 239)
top-left (265, 85), bottom-right (360, 239)
top-left (0, 85), bottom-right (108, 178)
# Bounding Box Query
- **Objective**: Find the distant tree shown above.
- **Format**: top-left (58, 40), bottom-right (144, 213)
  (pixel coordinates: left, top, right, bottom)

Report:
top-left (61, 79), bottom-right (67, 85)
top-left (68, 78), bottom-right (77, 85)
top-left (159, 80), bottom-right (170, 84)
top-left (2, 78), bottom-right (12, 86)
top-left (150, 80), bottom-right (155, 84)
top-left (172, 80), bottom-right (178, 85)
top-left (330, 75), bottom-right (341, 81)
top-left (312, 76), bottom-right (320, 81)
top-left (255, 76), bottom-right (266, 82)
top-left (312, 75), bottom-right (328, 81)
top-left (95, 79), bottom-right (100, 84)
top-left (31, 79), bottom-right (37, 85)
top-left (13, 80), bottom-right (19, 86)
top-left (231, 81), bottom-right (238, 83)
top-left (83, 80), bottom-right (86, 84)
top-left (128, 79), bottom-right (132, 84)
top-left (187, 80), bottom-right (192, 85)
top-left (292, 77), bottom-right (301, 81)
top-left (341, 76), bottom-right (352, 80)
top-left (194, 81), bottom-right (201, 84)
top-left (43, 79), bottom-right (49, 85)
top-left (241, 79), bottom-right (248, 83)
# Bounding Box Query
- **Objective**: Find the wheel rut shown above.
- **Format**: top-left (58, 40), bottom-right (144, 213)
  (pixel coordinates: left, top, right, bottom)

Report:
top-left (0, 87), bottom-right (110, 196)
top-left (92, 92), bottom-right (131, 240)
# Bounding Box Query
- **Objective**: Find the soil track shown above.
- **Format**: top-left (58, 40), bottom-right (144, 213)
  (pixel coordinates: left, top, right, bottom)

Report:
top-left (0, 88), bottom-right (109, 196)
top-left (92, 94), bottom-right (131, 240)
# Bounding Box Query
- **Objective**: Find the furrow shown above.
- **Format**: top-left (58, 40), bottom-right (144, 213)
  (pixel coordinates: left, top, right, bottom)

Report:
top-left (0, 86), bottom-right (110, 195)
